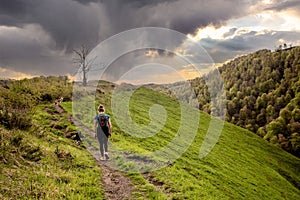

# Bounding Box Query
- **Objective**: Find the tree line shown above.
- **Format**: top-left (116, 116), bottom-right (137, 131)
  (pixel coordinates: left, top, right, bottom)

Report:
top-left (190, 47), bottom-right (300, 157)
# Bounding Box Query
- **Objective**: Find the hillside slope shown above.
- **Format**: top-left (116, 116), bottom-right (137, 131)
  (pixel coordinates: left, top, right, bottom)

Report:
top-left (0, 104), bottom-right (105, 199)
top-left (0, 78), bottom-right (166, 199)
top-left (189, 46), bottom-right (300, 157)
top-left (1, 75), bottom-right (300, 199)
top-left (0, 77), bottom-right (106, 199)
top-left (73, 83), bottom-right (300, 199)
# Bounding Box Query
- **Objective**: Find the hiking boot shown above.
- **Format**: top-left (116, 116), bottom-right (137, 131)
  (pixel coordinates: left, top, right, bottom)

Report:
top-left (104, 152), bottom-right (109, 160)
top-left (100, 156), bottom-right (105, 161)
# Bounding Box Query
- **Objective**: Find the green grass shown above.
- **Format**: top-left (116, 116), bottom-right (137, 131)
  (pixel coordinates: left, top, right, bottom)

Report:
top-left (88, 85), bottom-right (300, 199)
top-left (61, 101), bottom-right (168, 199)
top-left (0, 104), bottom-right (105, 199)
top-left (61, 83), bottom-right (300, 199)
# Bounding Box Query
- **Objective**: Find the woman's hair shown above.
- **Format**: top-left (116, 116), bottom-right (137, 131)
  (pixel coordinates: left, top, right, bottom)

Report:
top-left (98, 104), bottom-right (105, 112)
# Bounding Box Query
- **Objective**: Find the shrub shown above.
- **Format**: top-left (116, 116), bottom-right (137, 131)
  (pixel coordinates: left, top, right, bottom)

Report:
top-left (0, 129), bottom-right (43, 164)
top-left (0, 88), bottom-right (34, 130)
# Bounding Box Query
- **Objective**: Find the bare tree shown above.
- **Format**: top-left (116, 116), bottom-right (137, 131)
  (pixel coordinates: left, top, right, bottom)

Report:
top-left (73, 45), bottom-right (92, 86)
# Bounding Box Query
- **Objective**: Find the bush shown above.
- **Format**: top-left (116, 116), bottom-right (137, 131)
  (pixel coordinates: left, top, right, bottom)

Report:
top-left (291, 133), bottom-right (300, 157)
top-left (0, 129), bottom-right (43, 165)
top-left (0, 88), bottom-right (34, 130)
top-left (0, 76), bottom-right (72, 130)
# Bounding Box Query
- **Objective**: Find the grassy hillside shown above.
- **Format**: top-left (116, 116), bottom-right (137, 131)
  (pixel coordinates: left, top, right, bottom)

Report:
top-left (0, 77), bottom-right (105, 199)
top-left (72, 81), bottom-right (300, 199)
top-left (0, 78), bottom-right (168, 199)
top-left (0, 104), bottom-right (105, 199)
top-left (1, 74), bottom-right (300, 199)
top-left (186, 46), bottom-right (300, 157)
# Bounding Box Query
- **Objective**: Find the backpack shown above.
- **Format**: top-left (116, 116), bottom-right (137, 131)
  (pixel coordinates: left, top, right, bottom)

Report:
top-left (98, 114), bottom-right (108, 129)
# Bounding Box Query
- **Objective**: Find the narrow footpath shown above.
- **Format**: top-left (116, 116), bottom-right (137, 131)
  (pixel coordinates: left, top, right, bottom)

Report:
top-left (54, 104), bottom-right (132, 200)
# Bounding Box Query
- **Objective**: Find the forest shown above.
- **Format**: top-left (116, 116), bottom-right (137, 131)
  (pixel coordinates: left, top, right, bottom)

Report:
top-left (190, 46), bottom-right (300, 157)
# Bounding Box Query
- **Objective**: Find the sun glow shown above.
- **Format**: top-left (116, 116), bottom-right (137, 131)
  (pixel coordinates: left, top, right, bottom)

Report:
top-left (0, 67), bottom-right (33, 80)
top-left (188, 25), bottom-right (233, 41)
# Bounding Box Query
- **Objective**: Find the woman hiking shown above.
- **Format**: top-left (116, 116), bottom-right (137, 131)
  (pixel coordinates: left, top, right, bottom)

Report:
top-left (94, 104), bottom-right (112, 161)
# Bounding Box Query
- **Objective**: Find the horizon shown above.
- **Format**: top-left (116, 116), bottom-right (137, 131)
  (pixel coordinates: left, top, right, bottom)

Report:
top-left (1, 45), bottom-right (295, 85)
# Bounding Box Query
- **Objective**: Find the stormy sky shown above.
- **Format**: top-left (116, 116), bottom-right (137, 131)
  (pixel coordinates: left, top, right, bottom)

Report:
top-left (0, 0), bottom-right (300, 81)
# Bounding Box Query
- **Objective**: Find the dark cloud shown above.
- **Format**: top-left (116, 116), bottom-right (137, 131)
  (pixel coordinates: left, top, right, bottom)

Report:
top-left (0, 0), bottom-right (101, 52)
top-left (100, 0), bottom-right (251, 36)
top-left (101, 0), bottom-right (178, 8)
top-left (0, 0), bottom-right (34, 26)
top-left (0, 0), bottom-right (30, 15)
top-left (0, 0), bottom-right (252, 50)
top-left (223, 28), bottom-right (238, 38)
top-left (73, 0), bottom-right (100, 5)
top-left (1, 0), bottom-right (299, 78)
top-left (0, 25), bottom-right (73, 75)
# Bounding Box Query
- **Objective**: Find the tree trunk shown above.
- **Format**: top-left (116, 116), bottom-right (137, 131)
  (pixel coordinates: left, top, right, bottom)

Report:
top-left (83, 67), bottom-right (87, 86)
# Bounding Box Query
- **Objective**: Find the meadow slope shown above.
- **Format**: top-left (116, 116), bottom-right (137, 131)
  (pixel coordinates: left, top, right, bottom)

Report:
top-left (1, 75), bottom-right (300, 199)
top-left (68, 84), bottom-right (300, 199)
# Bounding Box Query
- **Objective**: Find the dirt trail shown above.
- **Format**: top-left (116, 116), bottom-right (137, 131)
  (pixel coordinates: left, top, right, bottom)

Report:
top-left (54, 104), bottom-right (132, 200)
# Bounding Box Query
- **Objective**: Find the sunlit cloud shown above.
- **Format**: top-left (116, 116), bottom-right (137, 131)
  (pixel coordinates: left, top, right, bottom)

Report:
top-left (174, 48), bottom-right (195, 57)
top-left (114, 62), bottom-right (218, 85)
top-left (112, 62), bottom-right (212, 85)
top-left (0, 67), bottom-right (33, 80)
top-left (181, 1), bottom-right (300, 66)
top-left (188, 25), bottom-right (233, 41)
top-left (66, 74), bottom-right (76, 82)
top-left (115, 64), bottom-right (184, 85)
top-left (145, 49), bottom-right (159, 58)
top-left (188, 1), bottom-right (300, 43)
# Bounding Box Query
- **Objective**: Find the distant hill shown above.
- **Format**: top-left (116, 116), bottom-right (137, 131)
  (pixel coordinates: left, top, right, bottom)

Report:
top-left (189, 46), bottom-right (300, 157)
